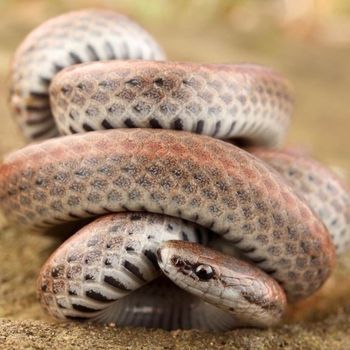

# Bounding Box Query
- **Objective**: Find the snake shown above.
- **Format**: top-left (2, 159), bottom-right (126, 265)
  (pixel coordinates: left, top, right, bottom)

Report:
top-left (2, 9), bottom-right (350, 331)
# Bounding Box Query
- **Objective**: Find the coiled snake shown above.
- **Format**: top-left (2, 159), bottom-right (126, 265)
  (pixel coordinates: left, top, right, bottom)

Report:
top-left (1, 9), bottom-right (350, 331)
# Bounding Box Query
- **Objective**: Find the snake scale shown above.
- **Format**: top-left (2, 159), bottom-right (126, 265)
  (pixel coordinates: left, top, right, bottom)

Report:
top-left (1, 9), bottom-right (350, 331)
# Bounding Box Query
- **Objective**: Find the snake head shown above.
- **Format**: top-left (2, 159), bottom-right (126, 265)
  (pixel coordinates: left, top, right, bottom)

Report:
top-left (156, 240), bottom-right (230, 296)
top-left (157, 240), bottom-right (287, 328)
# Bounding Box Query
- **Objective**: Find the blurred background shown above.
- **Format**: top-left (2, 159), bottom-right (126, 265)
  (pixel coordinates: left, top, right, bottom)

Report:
top-left (0, 0), bottom-right (350, 324)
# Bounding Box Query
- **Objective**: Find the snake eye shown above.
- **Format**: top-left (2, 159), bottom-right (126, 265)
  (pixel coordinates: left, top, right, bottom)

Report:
top-left (194, 264), bottom-right (214, 280)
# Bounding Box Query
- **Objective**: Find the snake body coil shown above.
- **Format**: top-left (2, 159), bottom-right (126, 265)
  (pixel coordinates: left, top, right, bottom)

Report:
top-left (9, 9), bottom-right (165, 140)
top-left (2, 9), bottom-right (350, 331)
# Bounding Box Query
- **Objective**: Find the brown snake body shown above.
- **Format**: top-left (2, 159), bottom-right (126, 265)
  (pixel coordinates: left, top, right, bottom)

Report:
top-left (2, 9), bottom-right (349, 331)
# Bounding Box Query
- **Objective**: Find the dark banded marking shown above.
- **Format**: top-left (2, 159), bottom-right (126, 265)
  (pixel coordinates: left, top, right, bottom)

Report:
top-left (239, 121), bottom-right (247, 133)
top-left (82, 123), bottom-right (95, 132)
top-left (123, 260), bottom-right (146, 282)
top-left (26, 114), bottom-right (51, 125)
top-left (53, 216), bottom-right (67, 223)
top-left (30, 91), bottom-right (49, 99)
top-left (250, 257), bottom-right (267, 264)
top-left (39, 76), bottom-right (51, 87)
top-left (181, 231), bottom-right (189, 241)
top-left (33, 223), bottom-right (50, 230)
top-left (84, 274), bottom-right (94, 280)
top-left (72, 304), bottom-right (98, 313)
top-left (156, 249), bottom-right (163, 264)
top-left (69, 51), bottom-right (83, 64)
top-left (192, 214), bottom-right (199, 222)
top-left (104, 41), bottom-right (116, 59)
top-left (124, 118), bottom-right (136, 128)
top-left (230, 236), bottom-right (244, 244)
top-left (57, 301), bottom-right (66, 309)
top-left (101, 119), bottom-right (114, 129)
top-left (225, 121), bottom-right (237, 138)
top-left (208, 220), bottom-right (215, 229)
top-left (221, 228), bottom-right (230, 235)
top-left (143, 249), bottom-right (158, 268)
top-left (30, 124), bottom-right (56, 139)
top-left (213, 121), bottom-right (221, 136)
top-left (102, 206), bottom-right (114, 213)
top-left (173, 118), bottom-right (183, 130)
top-left (149, 118), bottom-right (162, 128)
top-left (239, 246), bottom-right (256, 253)
top-left (196, 120), bottom-right (204, 134)
top-left (195, 227), bottom-right (203, 244)
top-left (103, 275), bottom-right (131, 292)
top-left (69, 125), bottom-right (78, 134)
top-left (26, 105), bottom-right (50, 112)
top-left (53, 63), bottom-right (64, 73)
top-left (86, 44), bottom-right (99, 60)
top-left (84, 209), bottom-right (98, 216)
top-left (86, 289), bottom-right (115, 302)
top-left (125, 246), bottom-right (135, 252)
top-left (253, 122), bottom-right (264, 135)
top-left (121, 41), bottom-right (129, 59)
top-left (235, 121), bottom-right (247, 134)
top-left (246, 120), bottom-right (256, 133)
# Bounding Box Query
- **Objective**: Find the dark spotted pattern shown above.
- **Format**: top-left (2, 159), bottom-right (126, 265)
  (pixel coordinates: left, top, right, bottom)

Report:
top-left (252, 148), bottom-right (350, 255)
top-left (0, 129), bottom-right (334, 302)
top-left (9, 9), bottom-right (165, 141)
top-left (50, 61), bottom-right (293, 147)
top-left (37, 211), bottom-right (205, 320)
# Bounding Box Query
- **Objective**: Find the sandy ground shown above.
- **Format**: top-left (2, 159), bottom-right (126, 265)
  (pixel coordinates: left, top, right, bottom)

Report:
top-left (1, 225), bottom-right (350, 350)
top-left (1, 311), bottom-right (350, 350)
top-left (1, 2), bottom-right (350, 349)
